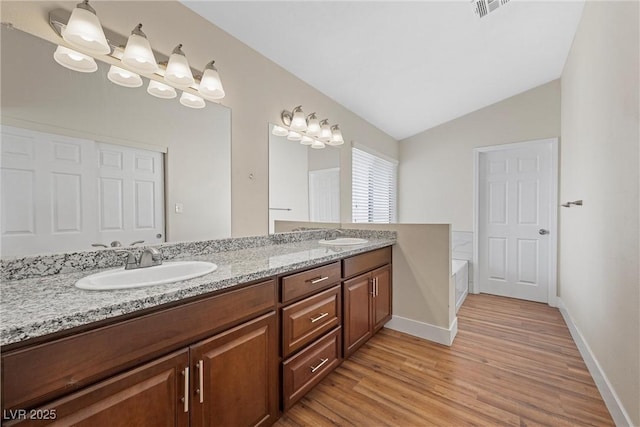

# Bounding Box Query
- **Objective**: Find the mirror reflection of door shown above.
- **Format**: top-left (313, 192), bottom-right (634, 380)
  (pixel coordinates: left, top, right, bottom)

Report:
top-left (309, 168), bottom-right (339, 222)
top-left (1, 126), bottom-right (165, 257)
top-left (268, 123), bottom-right (340, 233)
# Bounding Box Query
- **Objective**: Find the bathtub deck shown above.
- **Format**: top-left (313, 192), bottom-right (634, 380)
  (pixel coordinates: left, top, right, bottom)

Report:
top-left (275, 294), bottom-right (614, 426)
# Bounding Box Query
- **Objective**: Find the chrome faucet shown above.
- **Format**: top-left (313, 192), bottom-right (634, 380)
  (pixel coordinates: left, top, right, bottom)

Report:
top-left (324, 229), bottom-right (344, 240)
top-left (116, 248), bottom-right (163, 270)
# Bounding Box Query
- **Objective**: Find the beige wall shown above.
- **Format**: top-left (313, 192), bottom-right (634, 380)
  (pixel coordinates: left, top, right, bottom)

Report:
top-left (0, 1), bottom-right (398, 237)
top-left (0, 26), bottom-right (232, 244)
top-left (559, 1), bottom-right (639, 424)
top-left (398, 80), bottom-right (560, 231)
top-left (275, 221), bottom-right (453, 330)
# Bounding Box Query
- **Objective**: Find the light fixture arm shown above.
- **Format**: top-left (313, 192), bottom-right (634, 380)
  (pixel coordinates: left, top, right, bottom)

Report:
top-left (281, 109), bottom-right (293, 127)
top-left (76, 0), bottom-right (96, 15)
top-left (172, 44), bottom-right (186, 56)
top-left (131, 23), bottom-right (147, 38)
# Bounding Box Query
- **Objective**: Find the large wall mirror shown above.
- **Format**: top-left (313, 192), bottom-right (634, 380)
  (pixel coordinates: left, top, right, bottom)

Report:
top-left (268, 123), bottom-right (340, 233)
top-left (1, 26), bottom-right (231, 257)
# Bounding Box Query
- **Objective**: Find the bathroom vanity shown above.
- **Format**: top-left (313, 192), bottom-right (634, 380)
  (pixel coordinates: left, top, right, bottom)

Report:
top-left (0, 230), bottom-right (394, 426)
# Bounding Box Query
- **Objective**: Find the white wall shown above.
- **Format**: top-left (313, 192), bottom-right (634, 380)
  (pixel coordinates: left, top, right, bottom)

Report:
top-left (559, 1), bottom-right (639, 424)
top-left (399, 80), bottom-right (560, 230)
top-left (0, 1), bottom-right (398, 237)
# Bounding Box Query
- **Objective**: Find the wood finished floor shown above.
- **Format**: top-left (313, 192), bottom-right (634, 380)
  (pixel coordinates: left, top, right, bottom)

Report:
top-left (275, 294), bottom-right (614, 427)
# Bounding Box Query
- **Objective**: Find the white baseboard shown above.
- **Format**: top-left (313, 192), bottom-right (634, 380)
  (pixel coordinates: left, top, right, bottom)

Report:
top-left (556, 298), bottom-right (634, 427)
top-left (386, 315), bottom-right (458, 346)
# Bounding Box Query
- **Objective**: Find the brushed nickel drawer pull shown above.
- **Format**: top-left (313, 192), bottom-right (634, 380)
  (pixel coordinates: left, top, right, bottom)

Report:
top-left (309, 276), bottom-right (329, 284)
top-left (182, 367), bottom-right (189, 413)
top-left (310, 357), bottom-right (329, 373)
top-left (196, 360), bottom-right (204, 404)
top-left (310, 312), bottom-right (329, 323)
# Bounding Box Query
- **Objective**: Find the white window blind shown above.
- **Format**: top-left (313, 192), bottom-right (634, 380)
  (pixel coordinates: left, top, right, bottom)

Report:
top-left (352, 147), bottom-right (398, 223)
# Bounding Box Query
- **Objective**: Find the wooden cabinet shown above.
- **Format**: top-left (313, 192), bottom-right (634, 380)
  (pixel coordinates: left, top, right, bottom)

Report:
top-left (342, 248), bottom-right (392, 358)
top-left (372, 266), bottom-right (392, 332)
top-left (190, 312), bottom-right (278, 427)
top-left (2, 245), bottom-right (394, 425)
top-left (2, 280), bottom-right (278, 427)
top-left (5, 350), bottom-right (190, 427)
top-left (281, 285), bottom-right (341, 357)
top-left (279, 264), bottom-right (343, 411)
top-left (343, 274), bottom-right (372, 356)
top-left (282, 327), bottom-right (341, 410)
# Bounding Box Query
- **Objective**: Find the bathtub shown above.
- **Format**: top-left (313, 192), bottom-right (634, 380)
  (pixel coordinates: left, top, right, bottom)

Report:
top-left (452, 259), bottom-right (469, 312)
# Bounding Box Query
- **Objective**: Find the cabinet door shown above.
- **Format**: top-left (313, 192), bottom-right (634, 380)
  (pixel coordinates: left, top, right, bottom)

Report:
top-left (4, 350), bottom-right (189, 427)
top-left (190, 312), bottom-right (278, 427)
top-left (343, 273), bottom-right (372, 358)
top-left (372, 265), bottom-right (392, 332)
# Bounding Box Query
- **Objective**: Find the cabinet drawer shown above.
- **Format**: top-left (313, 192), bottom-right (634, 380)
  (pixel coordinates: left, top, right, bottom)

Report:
top-left (342, 246), bottom-right (391, 279)
top-left (282, 285), bottom-right (341, 357)
top-left (2, 280), bottom-right (276, 412)
top-left (282, 327), bottom-right (341, 410)
top-left (281, 262), bottom-right (341, 303)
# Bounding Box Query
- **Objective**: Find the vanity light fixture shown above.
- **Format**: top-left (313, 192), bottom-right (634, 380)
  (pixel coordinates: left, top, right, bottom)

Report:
top-left (329, 125), bottom-right (344, 145)
top-left (53, 45), bottom-right (98, 73)
top-left (62, 0), bottom-right (110, 55)
top-left (287, 131), bottom-right (302, 141)
top-left (48, 5), bottom-right (227, 110)
top-left (306, 113), bottom-right (321, 136)
top-left (319, 119), bottom-right (332, 141)
top-left (198, 60), bottom-right (225, 101)
top-left (311, 140), bottom-right (326, 149)
top-left (107, 65), bottom-right (143, 88)
top-left (275, 105), bottom-right (344, 150)
top-left (122, 24), bottom-right (158, 74)
top-left (179, 91), bottom-right (206, 109)
top-left (271, 125), bottom-right (289, 136)
top-left (165, 44), bottom-right (195, 88)
top-left (289, 106), bottom-right (308, 132)
top-left (147, 80), bottom-right (177, 99)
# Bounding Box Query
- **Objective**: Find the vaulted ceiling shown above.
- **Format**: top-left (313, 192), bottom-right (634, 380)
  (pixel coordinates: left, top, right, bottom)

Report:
top-left (182, 1), bottom-right (584, 140)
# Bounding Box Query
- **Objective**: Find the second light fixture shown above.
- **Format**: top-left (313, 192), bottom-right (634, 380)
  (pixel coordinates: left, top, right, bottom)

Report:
top-left (273, 106), bottom-right (344, 149)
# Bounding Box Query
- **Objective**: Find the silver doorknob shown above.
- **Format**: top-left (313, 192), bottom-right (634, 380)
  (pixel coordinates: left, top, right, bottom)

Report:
top-left (539, 229), bottom-right (549, 235)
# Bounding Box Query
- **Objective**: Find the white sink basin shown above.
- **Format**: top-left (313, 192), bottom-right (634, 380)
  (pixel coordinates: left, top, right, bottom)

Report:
top-left (318, 237), bottom-right (369, 246)
top-left (76, 261), bottom-right (217, 291)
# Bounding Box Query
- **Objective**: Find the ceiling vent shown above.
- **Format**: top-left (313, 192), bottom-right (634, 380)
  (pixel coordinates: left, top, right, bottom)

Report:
top-left (471, 0), bottom-right (510, 18)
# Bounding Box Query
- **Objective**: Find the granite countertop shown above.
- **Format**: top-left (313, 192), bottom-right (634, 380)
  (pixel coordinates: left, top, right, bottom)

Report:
top-left (0, 234), bottom-right (395, 346)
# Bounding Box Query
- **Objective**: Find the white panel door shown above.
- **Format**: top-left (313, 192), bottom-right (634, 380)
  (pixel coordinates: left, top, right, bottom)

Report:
top-left (96, 142), bottom-right (164, 247)
top-left (0, 126), bottom-right (164, 257)
top-left (478, 141), bottom-right (553, 302)
top-left (309, 168), bottom-right (340, 223)
top-left (1, 126), bottom-right (98, 256)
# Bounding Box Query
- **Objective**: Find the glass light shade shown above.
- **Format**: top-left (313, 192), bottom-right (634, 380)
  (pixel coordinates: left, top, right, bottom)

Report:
top-left (287, 131), bottom-right (302, 141)
top-left (272, 125), bottom-right (289, 136)
top-left (122, 32), bottom-right (158, 74)
top-left (62, 2), bottom-right (110, 55)
top-left (311, 140), bottom-right (326, 149)
top-left (319, 121), bottom-right (332, 141)
top-left (300, 136), bottom-right (313, 145)
top-left (107, 65), bottom-right (142, 88)
top-left (147, 80), bottom-right (177, 99)
top-left (290, 107), bottom-right (307, 132)
top-left (53, 45), bottom-right (97, 73)
top-left (306, 115), bottom-right (321, 136)
top-left (329, 126), bottom-right (344, 145)
top-left (180, 92), bottom-right (205, 109)
top-left (198, 62), bottom-right (225, 100)
top-left (165, 45), bottom-right (194, 88)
